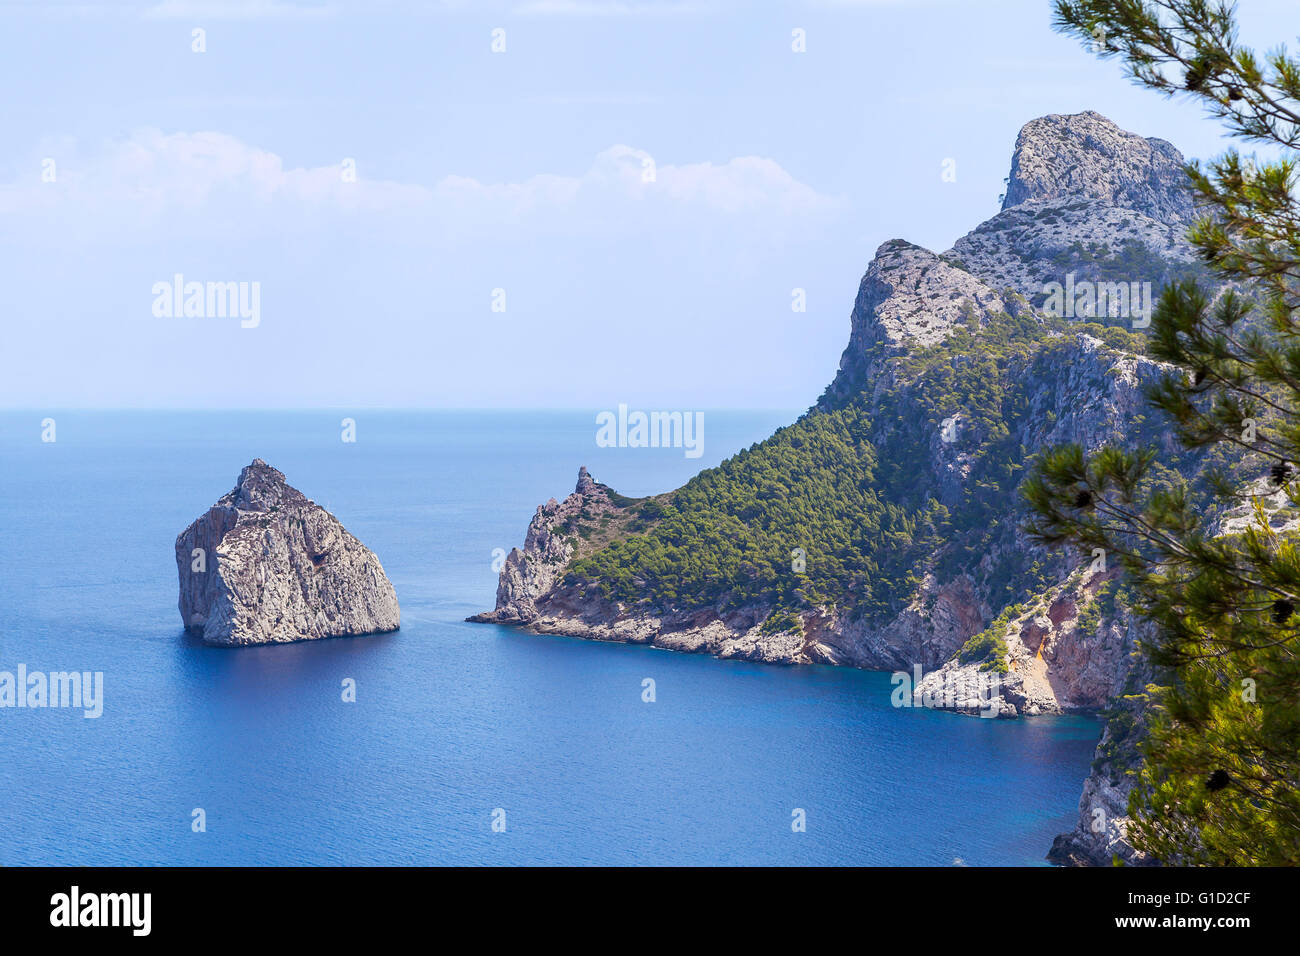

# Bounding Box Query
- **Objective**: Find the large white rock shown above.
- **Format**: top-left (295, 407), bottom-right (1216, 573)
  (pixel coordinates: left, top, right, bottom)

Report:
top-left (175, 459), bottom-right (400, 646)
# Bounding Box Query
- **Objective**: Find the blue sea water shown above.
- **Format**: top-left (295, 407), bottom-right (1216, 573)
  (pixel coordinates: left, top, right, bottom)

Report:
top-left (0, 410), bottom-right (1099, 866)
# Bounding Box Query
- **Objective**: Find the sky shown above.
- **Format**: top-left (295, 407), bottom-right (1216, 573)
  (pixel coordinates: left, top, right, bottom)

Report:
top-left (1, 0), bottom-right (1295, 409)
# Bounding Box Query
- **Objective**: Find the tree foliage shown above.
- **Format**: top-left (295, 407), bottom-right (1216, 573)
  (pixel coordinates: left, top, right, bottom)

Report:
top-left (567, 306), bottom-right (1097, 629)
top-left (1026, 0), bottom-right (1300, 864)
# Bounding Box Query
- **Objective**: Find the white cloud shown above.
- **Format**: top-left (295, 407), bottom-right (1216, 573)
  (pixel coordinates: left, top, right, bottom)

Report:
top-left (2, 130), bottom-right (839, 243)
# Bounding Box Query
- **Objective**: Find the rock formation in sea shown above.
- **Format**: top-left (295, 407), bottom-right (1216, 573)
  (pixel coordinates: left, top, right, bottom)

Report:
top-left (176, 459), bottom-right (400, 646)
top-left (470, 111), bottom-right (1219, 864)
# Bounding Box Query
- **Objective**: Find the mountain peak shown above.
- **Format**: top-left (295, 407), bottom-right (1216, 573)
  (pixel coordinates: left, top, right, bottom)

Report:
top-left (228, 459), bottom-right (302, 512)
top-left (821, 239), bottom-right (1018, 404)
top-left (1002, 111), bottom-right (1194, 224)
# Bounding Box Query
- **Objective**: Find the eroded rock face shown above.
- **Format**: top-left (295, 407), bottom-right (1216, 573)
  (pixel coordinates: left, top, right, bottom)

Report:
top-left (1049, 758), bottom-right (1152, 867)
top-left (948, 110), bottom-right (1203, 327)
top-left (1001, 110), bottom-right (1194, 224)
top-left (824, 240), bottom-right (1021, 404)
top-left (1047, 632), bottom-right (1156, 868)
top-left (176, 459), bottom-right (400, 646)
top-left (914, 567), bottom-right (1135, 718)
top-left (469, 467), bottom-right (610, 626)
top-left (948, 200), bottom-right (1198, 306)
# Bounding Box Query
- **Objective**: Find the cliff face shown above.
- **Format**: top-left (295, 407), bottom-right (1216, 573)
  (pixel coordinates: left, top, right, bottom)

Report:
top-left (474, 468), bottom-right (613, 625)
top-left (472, 326), bottom-right (1167, 677)
top-left (470, 467), bottom-right (828, 664)
top-left (176, 459), bottom-right (400, 646)
top-left (1048, 679), bottom-right (1155, 867)
top-left (823, 240), bottom-right (1015, 404)
top-left (472, 111), bottom-right (1205, 864)
top-left (1001, 111), bottom-right (1194, 224)
top-left (914, 567), bottom-right (1131, 718)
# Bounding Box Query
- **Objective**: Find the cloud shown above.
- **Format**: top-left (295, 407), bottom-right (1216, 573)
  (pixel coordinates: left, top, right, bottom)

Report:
top-left (437, 144), bottom-right (834, 219)
top-left (0, 129), bottom-right (428, 244)
top-left (1, 131), bottom-right (839, 244)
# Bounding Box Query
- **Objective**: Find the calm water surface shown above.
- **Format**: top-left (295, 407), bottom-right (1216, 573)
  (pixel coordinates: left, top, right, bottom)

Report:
top-left (0, 411), bottom-right (1098, 865)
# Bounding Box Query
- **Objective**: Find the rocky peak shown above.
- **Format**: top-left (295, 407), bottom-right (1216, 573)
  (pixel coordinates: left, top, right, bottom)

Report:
top-left (224, 458), bottom-right (305, 513)
top-left (471, 108), bottom-right (1207, 868)
top-left (823, 239), bottom-right (1014, 402)
top-left (828, 112), bottom-right (1198, 407)
top-left (176, 461), bottom-right (399, 645)
top-left (858, 240), bottom-right (1009, 348)
top-left (1002, 110), bottom-right (1194, 224)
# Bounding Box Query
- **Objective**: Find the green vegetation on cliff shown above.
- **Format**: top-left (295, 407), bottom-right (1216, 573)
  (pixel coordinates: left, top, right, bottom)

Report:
top-left (567, 400), bottom-right (943, 619)
top-left (957, 602), bottom-right (1021, 674)
top-left (565, 306), bottom-right (1112, 623)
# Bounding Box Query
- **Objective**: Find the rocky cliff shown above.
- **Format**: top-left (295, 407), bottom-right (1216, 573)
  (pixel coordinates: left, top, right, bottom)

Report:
top-left (1048, 676), bottom-right (1155, 867)
top-left (471, 111), bottom-right (1210, 864)
top-left (1001, 111), bottom-right (1194, 223)
top-left (468, 466), bottom-right (827, 663)
top-left (176, 459), bottom-right (400, 646)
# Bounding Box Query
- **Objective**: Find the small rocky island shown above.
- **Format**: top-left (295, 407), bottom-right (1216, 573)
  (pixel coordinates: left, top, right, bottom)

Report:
top-left (175, 459), bottom-right (400, 646)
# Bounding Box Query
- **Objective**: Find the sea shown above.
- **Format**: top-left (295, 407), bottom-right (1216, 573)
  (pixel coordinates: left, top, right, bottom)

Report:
top-left (0, 410), bottom-right (1099, 865)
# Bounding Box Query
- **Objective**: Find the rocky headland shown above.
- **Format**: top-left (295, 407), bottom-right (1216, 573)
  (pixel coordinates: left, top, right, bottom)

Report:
top-left (470, 111), bottom-right (1217, 865)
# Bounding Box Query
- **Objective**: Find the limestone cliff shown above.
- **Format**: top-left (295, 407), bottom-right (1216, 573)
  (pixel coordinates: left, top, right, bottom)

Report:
top-left (176, 459), bottom-right (400, 646)
top-left (1001, 111), bottom-right (1194, 223)
top-left (1048, 678), bottom-right (1155, 867)
top-left (822, 239), bottom-right (1017, 404)
top-left (472, 111), bottom-right (1210, 864)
